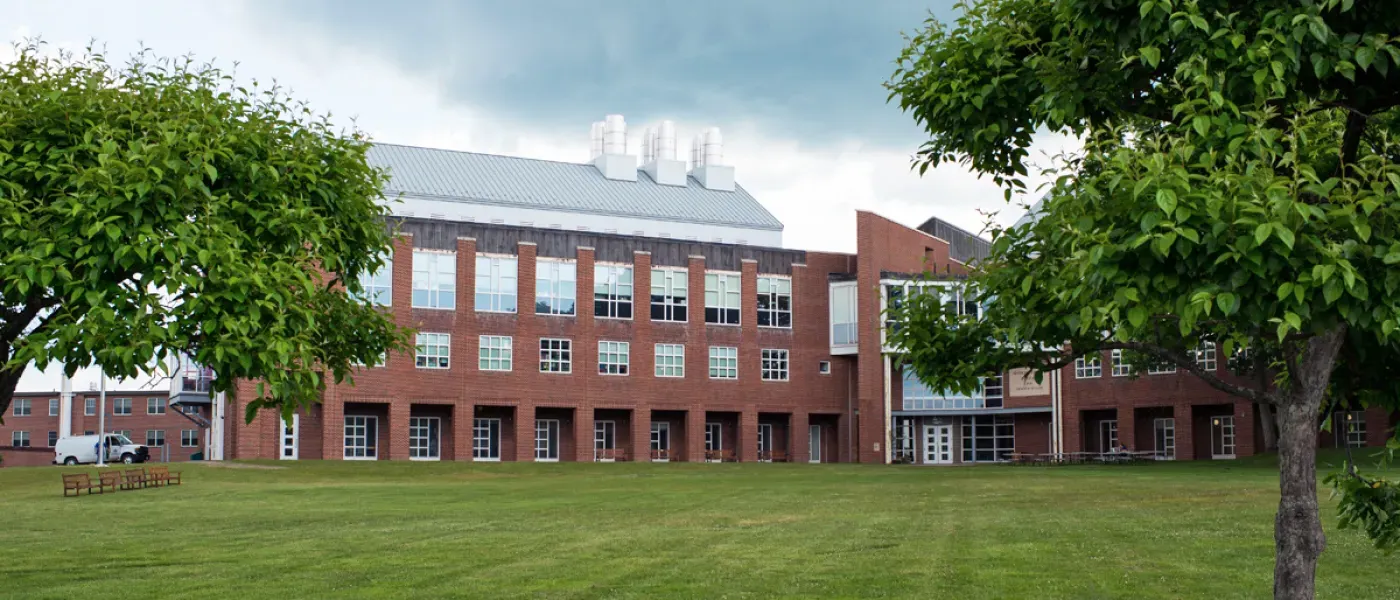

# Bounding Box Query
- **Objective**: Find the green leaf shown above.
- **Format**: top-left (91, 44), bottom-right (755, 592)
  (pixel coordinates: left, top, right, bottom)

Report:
top-left (1139, 46), bottom-right (1162, 68)
top-left (1356, 46), bottom-right (1375, 70)
top-left (1276, 227), bottom-right (1295, 250)
top-left (1285, 312), bottom-right (1302, 331)
top-left (1216, 292), bottom-right (1238, 315)
top-left (1254, 223), bottom-right (1272, 246)
top-left (1128, 306), bottom-right (1147, 328)
top-left (1155, 188), bottom-right (1177, 215)
top-left (1192, 115), bottom-right (1210, 136)
top-left (1278, 282), bottom-right (1294, 301)
top-left (1355, 222), bottom-right (1372, 242)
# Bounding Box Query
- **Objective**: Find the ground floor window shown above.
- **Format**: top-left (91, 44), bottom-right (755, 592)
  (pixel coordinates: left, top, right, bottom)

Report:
top-left (1099, 420), bottom-right (1119, 453)
top-left (892, 417), bottom-right (916, 463)
top-left (1339, 411), bottom-right (1366, 448)
top-left (962, 416), bottom-right (1014, 463)
top-left (535, 419), bottom-right (560, 461)
top-left (11, 431), bottom-right (29, 447)
top-left (650, 421), bottom-right (670, 460)
top-left (594, 420), bottom-right (617, 460)
top-left (47, 431), bottom-right (58, 447)
top-left (344, 415), bottom-right (378, 460)
top-left (181, 429), bottom-right (199, 448)
top-left (145, 430), bottom-right (165, 447)
top-left (409, 416), bottom-right (441, 461)
top-left (281, 414), bottom-right (300, 460)
top-left (705, 422), bottom-right (722, 451)
top-left (757, 423), bottom-right (773, 460)
top-left (1152, 418), bottom-right (1175, 460)
top-left (473, 418), bottom-right (501, 461)
top-left (1210, 415), bottom-right (1236, 459)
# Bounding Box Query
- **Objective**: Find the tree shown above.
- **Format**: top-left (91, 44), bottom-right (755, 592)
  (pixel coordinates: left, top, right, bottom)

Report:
top-left (885, 2), bottom-right (1400, 599)
top-left (0, 42), bottom-right (412, 424)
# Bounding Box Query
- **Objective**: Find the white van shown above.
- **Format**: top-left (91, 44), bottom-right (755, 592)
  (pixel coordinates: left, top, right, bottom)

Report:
top-left (53, 433), bottom-right (151, 465)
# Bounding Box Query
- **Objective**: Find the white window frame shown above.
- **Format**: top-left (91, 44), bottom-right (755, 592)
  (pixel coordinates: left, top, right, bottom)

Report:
top-left (757, 276), bottom-right (792, 328)
top-left (593, 420), bottom-right (618, 460)
top-left (475, 255), bottom-right (519, 314)
top-left (1342, 411), bottom-right (1366, 448)
top-left (761, 349), bottom-right (789, 381)
top-left (12, 398), bottom-right (31, 417)
top-left (411, 250), bottom-right (457, 310)
top-left (654, 344), bottom-right (685, 378)
top-left (535, 259), bottom-right (577, 316)
top-left (539, 338), bottom-right (572, 374)
top-left (48, 398), bottom-right (59, 417)
top-left (478, 335), bottom-right (513, 371)
top-left (1075, 354), bottom-right (1103, 378)
top-left (415, 333), bottom-right (451, 369)
top-left (705, 422), bottom-right (723, 452)
top-left (650, 421), bottom-right (671, 461)
top-left (1147, 362), bottom-right (1177, 375)
top-left (535, 419), bottom-right (561, 462)
top-left (181, 429), bottom-right (199, 448)
top-left (1099, 420), bottom-right (1119, 453)
top-left (147, 397), bottom-right (166, 415)
top-left (598, 341), bottom-right (630, 376)
top-left (473, 417), bottom-right (501, 461)
top-left (757, 423), bottom-right (774, 460)
top-left (281, 414), bottom-right (300, 460)
top-left (1195, 341), bottom-right (1217, 372)
top-left (818, 361), bottom-right (831, 375)
top-left (829, 282), bottom-right (858, 347)
top-left (113, 398), bottom-right (132, 416)
top-left (704, 272), bottom-right (741, 325)
top-left (593, 264), bottom-right (634, 320)
top-left (343, 415), bottom-right (378, 460)
top-left (84, 398), bottom-right (96, 416)
top-left (145, 429), bottom-right (166, 447)
top-left (709, 346), bottom-right (738, 379)
top-left (12, 431), bottom-right (29, 447)
top-left (409, 416), bottom-right (441, 461)
top-left (1153, 418), bottom-right (1176, 460)
top-left (1111, 350), bottom-right (1133, 377)
top-left (356, 257), bottom-right (392, 306)
top-left (650, 268), bottom-right (688, 322)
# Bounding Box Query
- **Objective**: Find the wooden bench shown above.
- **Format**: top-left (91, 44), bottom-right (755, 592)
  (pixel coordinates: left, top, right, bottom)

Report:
top-left (758, 450), bottom-right (789, 462)
top-left (99, 470), bottom-right (121, 491)
top-left (148, 466), bottom-right (181, 486)
top-left (62, 473), bottom-right (114, 497)
top-left (593, 448), bottom-right (627, 462)
top-left (649, 449), bottom-right (670, 461)
top-left (121, 468), bottom-right (148, 490)
top-left (704, 449), bottom-right (736, 463)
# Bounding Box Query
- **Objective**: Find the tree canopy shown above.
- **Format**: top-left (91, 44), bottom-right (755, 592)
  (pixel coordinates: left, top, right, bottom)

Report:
top-left (886, 2), bottom-right (1400, 598)
top-left (0, 42), bottom-right (411, 423)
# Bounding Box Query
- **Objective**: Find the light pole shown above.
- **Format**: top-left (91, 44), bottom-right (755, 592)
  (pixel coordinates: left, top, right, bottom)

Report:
top-left (96, 372), bottom-right (107, 468)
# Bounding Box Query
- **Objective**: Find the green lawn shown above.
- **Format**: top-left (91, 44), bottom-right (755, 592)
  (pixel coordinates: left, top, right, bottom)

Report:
top-left (0, 453), bottom-right (1394, 599)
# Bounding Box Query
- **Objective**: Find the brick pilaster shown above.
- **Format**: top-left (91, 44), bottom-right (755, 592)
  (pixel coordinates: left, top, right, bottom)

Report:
top-left (454, 401), bottom-right (474, 461)
top-left (575, 406), bottom-right (595, 462)
top-left (388, 402), bottom-right (411, 461)
top-left (1116, 404), bottom-right (1136, 452)
top-left (1175, 404), bottom-right (1195, 460)
top-left (790, 412), bottom-right (809, 463)
top-left (686, 409), bottom-right (706, 462)
top-left (632, 407), bottom-right (651, 462)
top-left (515, 403), bottom-right (536, 462)
top-left (739, 407), bottom-right (759, 462)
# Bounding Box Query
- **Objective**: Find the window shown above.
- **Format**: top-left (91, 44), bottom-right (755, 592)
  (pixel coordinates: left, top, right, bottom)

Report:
top-left (1195, 341), bottom-right (1217, 372)
top-left (478, 336), bottom-right (513, 371)
top-left (535, 419), bottom-right (561, 461)
top-left (709, 346), bottom-right (738, 379)
top-left (113, 398), bottom-right (132, 416)
top-left (655, 344), bottom-right (685, 378)
top-left (593, 265), bottom-right (633, 319)
top-left (181, 429), bottom-right (199, 448)
top-left (539, 339), bottom-right (572, 373)
top-left (12, 399), bottom-right (31, 417)
top-left (1075, 354), bottom-right (1103, 378)
top-left (650, 268), bottom-right (688, 322)
top-left (761, 349), bottom-right (789, 381)
top-left (412, 251), bottom-right (457, 309)
top-left (1099, 420), bottom-right (1119, 453)
top-left (1153, 418), bottom-right (1175, 460)
top-left (962, 416), bottom-right (1014, 462)
top-left (1341, 411), bottom-right (1366, 448)
top-left (11, 431), bottom-right (29, 447)
top-left (344, 415), bottom-right (378, 460)
top-left (594, 420), bottom-right (618, 459)
top-left (145, 430), bottom-right (166, 447)
top-left (116, 430), bottom-right (133, 440)
top-left (475, 255), bottom-right (518, 313)
top-left (147, 397), bottom-right (166, 415)
top-left (1146, 361), bottom-right (1177, 375)
top-left (598, 341), bottom-right (630, 375)
top-left (47, 431), bottom-right (58, 447)
top-left (757, 276), bottom-right (792, 328)
top-left (902, 370), bottom-right (1003, 410)
top-left (1111, 350), bottom-right (1133, 377)
top-left (704, 273), bottom-right (741, 325)
top-left (181, 404), bottom-right (200, 415)
top-left (705, 422), bottom-right (722, 451)
top-left (758, 423), bottom-right (774, 458)
top-left (473, 418), bottom-right (501, 461)
top-left (819, 361), bottom-right (831, 374)
top-left (355, 257), bottom-right (392, 306)
top-left (85, 398), bottom-right (95, 416)
top-left (535, 260), bottom-right (576, 316)
top-left (830, 283), bottom-right (858, 345)
top-left (650, 421), bottom-right (671, 459)
top-left (415, 333), bottom-right (451, 369)
top-left (48, 398), bottom-right (59, 417)
top-left (409, 416), bottom-right (441, 460)
top-left (892, 418), bottom-right (916, 463)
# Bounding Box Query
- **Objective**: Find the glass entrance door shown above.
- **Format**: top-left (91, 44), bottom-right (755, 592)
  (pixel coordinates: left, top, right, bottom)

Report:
top-left (923, 424), bottom-right (952, 464)
top-left (808, 425), bottom-right (822, 463)
top-left (1153, 418), bottom-right (1175, 460)
top-left (1210, 416), bottom-right (1236, 459)
top-left (535, 419), bottom-right (560, 462)
top-left (650, 421), bottom-right (670, 461)
top-left (280, 414), bottom-right (299, 461)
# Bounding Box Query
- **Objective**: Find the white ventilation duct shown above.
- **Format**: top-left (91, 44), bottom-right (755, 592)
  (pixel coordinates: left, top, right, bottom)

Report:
top-left (602, 114), bottom-right (627, 155)
top-left (657, 120), bottom-right (677, 160)
top-left (691, 135), bottom-right (704, 168)
top-left (703, 127), bottom-right (724, 167)
top-left (689, 126), bottom-right (735, 192)
top-left (592, 114), bottom-right (637, 182)
top-left (641, 127), bottom-right (654, 164)
top-left (589, 121), bottom-right (604, 160)
top-left (642, 119), bottom-right (687, 187)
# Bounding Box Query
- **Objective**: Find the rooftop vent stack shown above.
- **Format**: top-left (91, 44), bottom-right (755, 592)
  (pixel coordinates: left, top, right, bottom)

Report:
top-left (689, 126), bottom-right (735, 192)
top-left (641, 127), bottom-right (654, 164)
top-left (589, 121), bottom-right (604, 160)
top-left (642, 119), bottom-right (687, 186)
top-left (592, 114), bottom-right (637, 181)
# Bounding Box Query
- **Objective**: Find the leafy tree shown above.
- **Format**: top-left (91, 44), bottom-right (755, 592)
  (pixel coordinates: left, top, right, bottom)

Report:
top-left (886, 1), bottom-right (1400, 598)
top-left (0, 42), bottom-right (412, 424)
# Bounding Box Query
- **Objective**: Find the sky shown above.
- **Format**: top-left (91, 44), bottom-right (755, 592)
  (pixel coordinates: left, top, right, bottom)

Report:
top-left (6, 0), bottom-right (1076, 392)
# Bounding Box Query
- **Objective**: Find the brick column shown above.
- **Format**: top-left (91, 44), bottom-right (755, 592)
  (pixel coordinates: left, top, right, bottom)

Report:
top-left (1235, 401), bottom-right (1256, 457)
top-left (517, 242), bottom-right (537, 327)
top-left (632, 408), bottom-right (651, 462)
top-left (739, 408), bottom-right (759, 462)
top-left (1175, 404), bottom-right (1196, 460)
top-left (836, 413), bottom-right (852, 463)
top-left (1116, 404), bottom-right (1136, 452)
top-left (388, 402), bottom-right (411, 461)
top-left (515, 404), bottom-right (536, 462)
top-left (686, 409), bottom-right (706, 462)
top-left (575, 406), bottom-right (595, 462)
top-left (322, 393), bottom-right (344, 461)
top-left (455, 401), bottom-right (475, 461)
top-left (790, 412), bottom-right (810, 463)
top-left (1365, 406), bottom-right (1390, 447)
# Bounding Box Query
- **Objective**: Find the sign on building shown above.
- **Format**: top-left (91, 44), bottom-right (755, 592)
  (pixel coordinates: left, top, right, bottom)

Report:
top-left (1007, 368), bottom-right (1050, 397)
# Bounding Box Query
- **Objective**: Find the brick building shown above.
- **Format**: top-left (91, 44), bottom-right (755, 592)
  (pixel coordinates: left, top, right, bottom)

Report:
top-left (0, 389), bottom-right (211, 465)
top-left (25, 115), bottom-right (1384, 467)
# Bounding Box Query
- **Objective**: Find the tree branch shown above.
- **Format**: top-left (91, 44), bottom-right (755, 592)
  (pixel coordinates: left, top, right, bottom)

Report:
top-left (1106, 341), bottom-right (1276, 405)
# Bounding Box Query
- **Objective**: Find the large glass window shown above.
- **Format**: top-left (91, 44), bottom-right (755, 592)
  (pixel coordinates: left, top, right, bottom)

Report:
top-left (830, 283), bottom-right (857, 346)
top-left (412, 251), bottom-right (456, 309)
top-left (479, 336), bottom-right (513, 371)
top-left (961, 415), bottom-right (1014, 462)
top-left (705, 273), bottom-right (741, 325)
top-left (415, 333), bottom-right (451, 369)
top-left (757, 276), bottom-right (792, 328)
top-left (181, 429), bottom-right (200, 448)
top-left (1111, 350), bottom-right (1134, 377)
top-left (598, 341), bottom-right (630, 375)
top-left (145, 430), bottom-right (166, 447)
top-left (147, 397), bottom-right (165, 415)
top-left (1195, 341), bottom-right (1217, 372)
top-left (761, 349), bottom-right (789, 381)
top-left (475, 255), bottom-right (518, 313)
top-left (535, 419), bottom-right (561, 461)
top-left (12, 399), bottom-right (30, 417)
top-left (409, 416), bottom-right (441, 460)
top-left (11, 431), bottom-right (29, 447)
top-left (902, 370), bottom-right (1003, 410)
top-left (113, 398), bottom-right (132, 416)
top-left (539, 338), bottom-right (572, 373)
top-left (655, 344), bottom-right (685, 378)
top-left (472, 418), bottom-right (501, 461)
top-left (1075, 354), bottom-right (1102, 378)
top-left (535, 260), bottom-right (576, 316)
top-left (594, 265), bottom-right (633, 319)
top-left (709, 346), bottom-right (738, 379)
top-left (355, 257), bottom-right (392, 306)
top-left (650, 268), bottom-right (688, 322)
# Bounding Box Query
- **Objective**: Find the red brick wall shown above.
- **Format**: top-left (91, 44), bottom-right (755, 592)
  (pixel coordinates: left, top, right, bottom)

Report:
top-left (0, 447), bottom-right (55, 467)
top-left (1, 391), bottom-right (211, 462)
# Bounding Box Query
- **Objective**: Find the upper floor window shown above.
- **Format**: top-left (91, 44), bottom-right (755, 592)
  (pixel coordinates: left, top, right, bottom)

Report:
top-left (535, 260), bottom-right (576, 316)
top-left (539, 338), bottom-right (572, 373)
top-left (1075, 354), bottom-right (1102, 378)
top-left (830, 282), bottom-right (857, 346)
top-left (650, 268), bottom-right (688, 322)
top-left (761, 349), bottom-right (789, 381)
top-left (705, 273), bottom-right (741, 325)
top-left (902, 370), bottom-right (1003, 410)
top-left (655, 344), bottom-right (685, 378)
top-left (594, 265), bottom-right (633, 319)
top-left (416, 333), bottom-right (451, 369)
top-left (1111, 350), bottom-right (1134, 377)
top-left (1146, 360), bottom-right (1177, 375)
top-left (113, 398), bottom-right (132, 416)
top-left (84, 398), bottom-right (95, 416)
top-left (412, 251), bottom-right (456, 309)
top-left (48, 398), bottom-right (59, 416)
top-left (598, 341), bottom-right (630, 375)
top-left (147, 397), bottom-right (165, 415)
top-left (1195, 342), bottom-right (1217, 372)
top-left (479, 335), bottom-right (513, 371)
top-left (757, 277), bottom-right (792, 328)
top-left (709, 346), bottom-right (738, 379)
top-left (12, 398), bottom-right (30, 417)
top-left (355, 257), bottom-right (392, 306)
top-left (475, 256), bottom-right (518, 313)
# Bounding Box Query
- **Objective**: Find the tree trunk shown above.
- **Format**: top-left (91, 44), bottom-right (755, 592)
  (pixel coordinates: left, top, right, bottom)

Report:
top-left (1273, 326), bottom-right (1346, 600)
top-left (0, 363), bottom-right (21, 425)
top-left (1258, 401), bottom-right (1279, 451)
